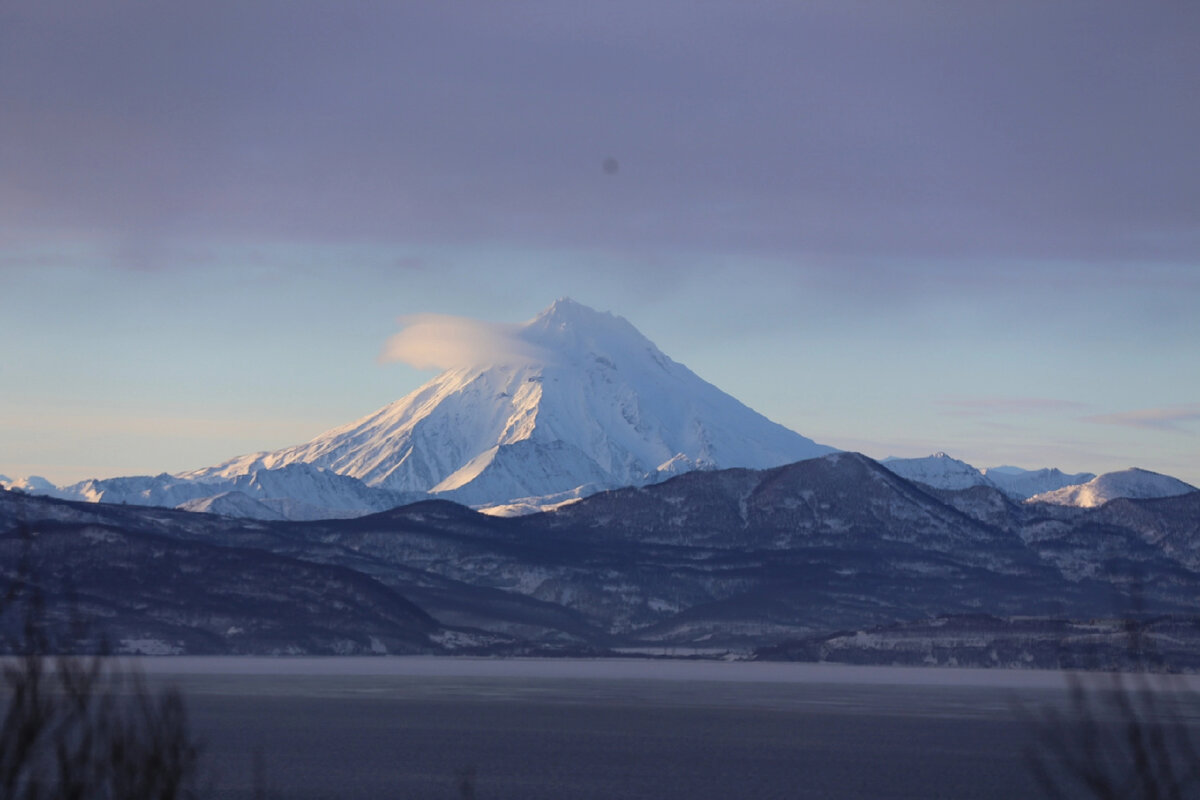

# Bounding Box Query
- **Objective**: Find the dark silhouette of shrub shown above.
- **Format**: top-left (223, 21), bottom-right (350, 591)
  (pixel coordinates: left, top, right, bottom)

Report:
top-left (1, 523), bottom-right (203, 799)
top-left (1027, 670), bottom-right (1200, 799)
top-left (1026, 583), bottom-right (1200, 799)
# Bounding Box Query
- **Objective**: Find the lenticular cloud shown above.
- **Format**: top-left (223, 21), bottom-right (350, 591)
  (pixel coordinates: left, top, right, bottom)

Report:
top-left (379, 313), bottom-right (547, 371)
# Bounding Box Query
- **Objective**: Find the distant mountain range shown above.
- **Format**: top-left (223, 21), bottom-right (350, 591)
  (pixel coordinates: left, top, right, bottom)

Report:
top-left (3, 298), bottom-right (1198, 664)
top-left (4, 463), bottom-right (420, 521)
top-left (4, 452), bottom-right (1200, 662)
top-left (982, 464), bottom-right (1099, 499)
top-left (881, 452), bottom-right (1195, 506)
top-left (882, 452), bottom-right (1093, 497)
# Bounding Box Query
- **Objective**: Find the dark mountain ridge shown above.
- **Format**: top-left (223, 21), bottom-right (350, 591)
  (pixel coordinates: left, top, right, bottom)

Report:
top-left (3, 453), bottom-right (1199, 660)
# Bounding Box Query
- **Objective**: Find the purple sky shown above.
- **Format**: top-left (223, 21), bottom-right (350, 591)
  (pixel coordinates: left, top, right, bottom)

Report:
top-left (2, 2), bottom-right (1198, 486)
top-left (4, 2), bottom-right (1198, 260)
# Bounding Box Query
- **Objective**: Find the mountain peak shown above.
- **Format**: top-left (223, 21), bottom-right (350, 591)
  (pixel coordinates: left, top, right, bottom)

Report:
top-left (881, 452), bottom-right (997, 492)
top-left (530, 299), bottom-right (633, 335)
top-left (540, 296), bottom-right (588, 316)
top-left (179, 300), bottom-right (835, 509)
top-left (521, 299), bottom-right (658, 366)
top-left (1029, 468), bottom-right (1197, 508)
top-left (980, 465), bottom-right (1097, 500)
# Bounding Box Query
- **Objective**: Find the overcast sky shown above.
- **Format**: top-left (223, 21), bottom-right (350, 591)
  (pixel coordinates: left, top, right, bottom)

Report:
top-left (2, 1), bottom-right (1198, 487)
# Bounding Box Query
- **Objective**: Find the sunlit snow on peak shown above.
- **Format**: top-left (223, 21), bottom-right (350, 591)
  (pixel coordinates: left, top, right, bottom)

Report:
top-left (1029, 467), bottom-right (1197, 508)
top-left (192, 298), bottom-right (837, 508)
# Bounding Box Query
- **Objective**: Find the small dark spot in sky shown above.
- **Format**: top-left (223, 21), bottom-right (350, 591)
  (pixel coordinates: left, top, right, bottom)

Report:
top-left (602, 157), bottom-right (619, 176)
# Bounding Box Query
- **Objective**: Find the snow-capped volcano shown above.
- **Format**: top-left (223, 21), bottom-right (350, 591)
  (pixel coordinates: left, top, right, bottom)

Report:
top-left (1028, 468), bottom-right (1197, 508)
top-left (184, 298), bottom-right (835, 508)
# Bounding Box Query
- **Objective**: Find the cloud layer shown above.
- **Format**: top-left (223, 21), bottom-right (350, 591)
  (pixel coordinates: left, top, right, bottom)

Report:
top-left (1084, 404), bottom-right (1200, 432)
top-left (3, 2), bottom-right (1198, 266)
top-left (939, 396), bottom-right (1089, 416)
top-left (379, 314), bottom-right (546, 371)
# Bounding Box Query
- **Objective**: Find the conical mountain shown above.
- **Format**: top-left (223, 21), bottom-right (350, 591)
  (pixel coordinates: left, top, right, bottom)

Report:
top-left (186, 298), bottom-right (835, 507)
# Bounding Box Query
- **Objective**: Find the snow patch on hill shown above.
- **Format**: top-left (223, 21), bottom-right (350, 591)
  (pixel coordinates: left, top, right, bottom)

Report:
top-left (982, 466), bottom-right (1096, 499)
top-left (881, 453), bottom-right (998, 492)
top-left (1, 475), bottom-right (69, 498)
top-left (177, 491), bottom-right (287, 521)
top-left (34, 464), bottom-right (419, 521)
top-left (1029, 468), bottom-right (1197, 508)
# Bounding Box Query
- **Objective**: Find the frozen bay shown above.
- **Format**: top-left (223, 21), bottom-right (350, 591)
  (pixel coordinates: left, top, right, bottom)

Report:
top-left (117, 658), bottom-right (1200, 799)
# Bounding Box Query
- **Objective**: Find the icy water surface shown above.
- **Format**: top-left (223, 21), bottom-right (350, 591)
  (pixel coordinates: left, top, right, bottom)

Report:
top-left (128, 658), bottom-right (1200, 800)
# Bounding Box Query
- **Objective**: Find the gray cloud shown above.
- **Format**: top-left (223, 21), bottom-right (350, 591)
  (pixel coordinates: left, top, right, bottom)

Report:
top-left (939, 396), bottom-right (1090, 416)
top-left (2, 1), bottom-right (1198, 267)
top-left (1084, 404), bottom-right (1200, 432)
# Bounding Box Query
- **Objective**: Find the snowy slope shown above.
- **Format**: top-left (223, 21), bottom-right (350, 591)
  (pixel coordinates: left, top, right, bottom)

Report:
top-left (1029, 468), bottom-right (1197, 508)
top-left (60, 472), bottom-right (220, 507)
top-left (2, 475), bottom-right (70, 498)
top-left (177, 491), bottom-right (287, 521)
top-left (982, 466), bottom-right (1095, 500)
top-left (880, 453), bottom-right (998, 491)
top-left (44, 464), bottom-right (417, 521)
top-left (184, 298), bottom-right (836, 507)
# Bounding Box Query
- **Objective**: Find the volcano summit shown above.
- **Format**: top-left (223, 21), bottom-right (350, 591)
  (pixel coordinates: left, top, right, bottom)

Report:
top-left (186, 298), bottom-right (834, 512)
top-left (24, 299), bottom-right (834, 517)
